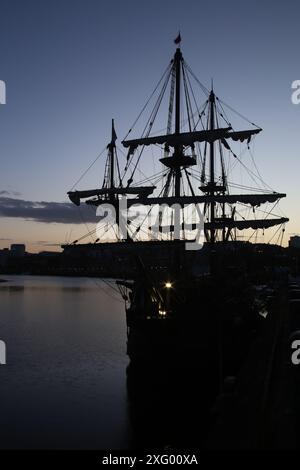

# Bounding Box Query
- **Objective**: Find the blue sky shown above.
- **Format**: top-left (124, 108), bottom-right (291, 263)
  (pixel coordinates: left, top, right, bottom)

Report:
top-left (0, 0), bottom-right (299, 250)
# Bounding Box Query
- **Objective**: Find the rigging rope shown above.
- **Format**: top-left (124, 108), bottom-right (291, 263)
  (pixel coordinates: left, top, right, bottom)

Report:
top-left (122, 61), bottom-right (173, 142)
top-left (216, 97), bottom-right (261, 129)
top-left (69, 146), bottom-right (107, 191)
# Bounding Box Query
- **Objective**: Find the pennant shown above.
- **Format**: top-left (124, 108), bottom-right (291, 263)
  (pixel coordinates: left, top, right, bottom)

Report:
top-left (174, 33), bottom-right (181, 45)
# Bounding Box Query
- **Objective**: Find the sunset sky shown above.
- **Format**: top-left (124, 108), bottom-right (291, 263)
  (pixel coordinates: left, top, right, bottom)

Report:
top-left (0, 0), bottom-right (299, 252)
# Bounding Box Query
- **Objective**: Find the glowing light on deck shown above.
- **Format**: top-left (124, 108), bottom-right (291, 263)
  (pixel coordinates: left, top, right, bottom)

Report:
top-left (165, 282), bottom-right (172, 289)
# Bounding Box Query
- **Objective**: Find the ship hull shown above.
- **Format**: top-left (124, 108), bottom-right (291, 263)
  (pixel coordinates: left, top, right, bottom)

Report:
top-left (125, 272), bottom-right (262, 374)
top-left (124, 272), bottom-right (268, 448)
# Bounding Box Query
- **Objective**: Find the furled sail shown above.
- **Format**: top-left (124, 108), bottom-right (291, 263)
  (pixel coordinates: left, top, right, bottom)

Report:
top-left (149, 223), bottom-right (201, 233)
top-left (149, 217), bottom-right (288, 233)
top-left (225, 129), bottom-right (261, 143)
top-left (68, 186), bottom-right (156, 206)
top-left (90, 192), bottom-right (286, 209)
top-left (122, 128), bottom-right (232, 150)
top-left (122, 128), bottom-right (261, 151)
top-left (205, 217), bottom-right (289, 230)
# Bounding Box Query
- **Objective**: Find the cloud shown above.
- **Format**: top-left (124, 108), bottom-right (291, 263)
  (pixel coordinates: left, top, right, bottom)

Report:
top-left (0, 190), bottom-right (21, 197)
top-left (0, 197), bottom-right (98, 224)
top-left (35, 241), bottom-right (64, 247)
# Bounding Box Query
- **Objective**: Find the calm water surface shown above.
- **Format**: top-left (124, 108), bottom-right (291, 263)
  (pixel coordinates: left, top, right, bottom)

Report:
top-left (0, 276), bottom-right (131, 449)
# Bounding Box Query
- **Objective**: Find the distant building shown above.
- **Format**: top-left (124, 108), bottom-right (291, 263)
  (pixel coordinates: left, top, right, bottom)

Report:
top-left (289, 236), bottom-right (300, 249)
top-left (10, 244), bottom-right (26, 257)
top-left (0, 249), bottom-right (8, 267)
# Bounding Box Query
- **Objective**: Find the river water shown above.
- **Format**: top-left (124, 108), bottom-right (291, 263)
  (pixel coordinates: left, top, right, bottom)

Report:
top-left (0, 276), bottom-right (131, 449)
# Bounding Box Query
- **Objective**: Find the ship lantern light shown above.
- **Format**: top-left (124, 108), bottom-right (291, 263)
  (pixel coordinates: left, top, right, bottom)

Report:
top-left (159, 310), bottom-right (167, 317)
top-left (165, 282), bottom-right (172, 289)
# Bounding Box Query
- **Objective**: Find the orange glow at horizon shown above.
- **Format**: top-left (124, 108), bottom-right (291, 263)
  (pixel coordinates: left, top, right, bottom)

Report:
top-left (0, 216), bottom-right (297, 253)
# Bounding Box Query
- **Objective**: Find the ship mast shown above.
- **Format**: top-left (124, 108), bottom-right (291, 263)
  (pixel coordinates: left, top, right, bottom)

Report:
top-left (104, 118), bottom-right (118, 198)
top-left (68, 42), bottom-right (288, 247)
top-left (174, 47), bottom-right (182, 198)
top-left (110, 119), bottom-right (116, 191)
top-left (209, 89), bottom-right (216, 244)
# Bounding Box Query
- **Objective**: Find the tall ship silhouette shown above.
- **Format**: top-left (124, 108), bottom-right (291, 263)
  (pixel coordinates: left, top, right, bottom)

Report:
top-left (65, 37), bottom-right (288, 372)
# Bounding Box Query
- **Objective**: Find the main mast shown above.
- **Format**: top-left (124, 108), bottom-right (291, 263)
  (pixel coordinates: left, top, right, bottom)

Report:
top-left (174, 47), bottom-right (182, 198)
top-left (209, 90), bottom-right (216, 244)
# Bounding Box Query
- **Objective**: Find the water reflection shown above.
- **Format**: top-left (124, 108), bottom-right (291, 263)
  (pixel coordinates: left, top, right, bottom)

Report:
top-left (0, 285), bottom-right (25, 292)
top-left (0, 275), bottom-right (219, 449)
top-left (0, 275), bottom-right (130, 449)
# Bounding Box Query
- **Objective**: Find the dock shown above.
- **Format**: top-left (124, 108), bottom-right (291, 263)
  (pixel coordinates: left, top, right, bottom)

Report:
top-left (206, 279), bottom-right (300, 449)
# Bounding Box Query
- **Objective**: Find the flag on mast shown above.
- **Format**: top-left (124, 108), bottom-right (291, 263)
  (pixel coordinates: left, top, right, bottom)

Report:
top-left (174, 33), bottom-right (181, 45)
